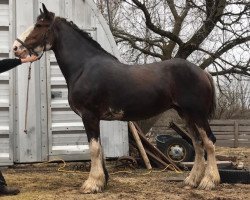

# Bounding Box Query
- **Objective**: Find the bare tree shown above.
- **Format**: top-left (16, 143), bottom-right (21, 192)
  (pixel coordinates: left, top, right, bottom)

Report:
top-left (98, 0), bottom-right (249, 76)
top-left (216, 78), bottom-right (250, 119)
top-left (95, 0), bottom-right (250, 132)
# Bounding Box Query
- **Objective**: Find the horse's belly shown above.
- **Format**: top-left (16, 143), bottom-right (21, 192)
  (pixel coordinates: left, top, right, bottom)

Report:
top-left (99, 100), bottom-right (171, 121)
top-left (123, 105), bottom-right (171, 121)
top-left (102, 90), bottom-right (173, 121)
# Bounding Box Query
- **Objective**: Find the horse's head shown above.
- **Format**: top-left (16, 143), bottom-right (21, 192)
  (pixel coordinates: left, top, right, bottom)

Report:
top-left (13, 4), bottom-right (55, 59)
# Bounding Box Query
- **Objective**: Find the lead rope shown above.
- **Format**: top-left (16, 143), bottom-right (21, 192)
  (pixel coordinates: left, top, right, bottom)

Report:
top-left (24, 62), bottom-right (32, 134)
top-left (22, 41), bottom-right (46, 134)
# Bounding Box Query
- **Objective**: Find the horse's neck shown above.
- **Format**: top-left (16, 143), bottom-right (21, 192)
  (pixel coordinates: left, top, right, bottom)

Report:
top-left (52, 22), bottom-right (104, 84)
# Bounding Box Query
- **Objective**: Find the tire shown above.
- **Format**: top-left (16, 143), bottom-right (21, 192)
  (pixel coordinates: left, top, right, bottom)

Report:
top-left (163, 137), bottom-right (194, 163)
top-left (155, 135), bottom-right (173, 153)
top-left (219, 169), bottom-right (250, 184)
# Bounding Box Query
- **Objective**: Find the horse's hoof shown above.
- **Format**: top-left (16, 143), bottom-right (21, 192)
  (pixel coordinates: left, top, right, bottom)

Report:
top-left (184, 175), bottom-right (200, 188)
top-left (198, 176), bottom-right (219, 190)
top-left (183, 185), bottom-right (192, 190)
top-left (79, 179), bottom-right (105, 194)
top-left (79, 185), bottom-right (103, 194)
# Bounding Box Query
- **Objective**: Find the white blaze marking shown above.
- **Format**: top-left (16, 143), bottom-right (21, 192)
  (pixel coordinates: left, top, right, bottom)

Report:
top-left (13, 25), bottom-right (52, 56)
top-left (13, 26), bottom-right (34, 48)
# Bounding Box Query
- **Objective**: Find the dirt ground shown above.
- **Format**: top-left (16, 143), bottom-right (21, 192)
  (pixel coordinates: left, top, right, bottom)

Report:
top-left (1, 147), bottom-right (250, 200)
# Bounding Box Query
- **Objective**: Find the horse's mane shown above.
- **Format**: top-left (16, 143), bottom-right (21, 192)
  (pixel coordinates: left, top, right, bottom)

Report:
top-left (57, 17), bottom-right (118, 60)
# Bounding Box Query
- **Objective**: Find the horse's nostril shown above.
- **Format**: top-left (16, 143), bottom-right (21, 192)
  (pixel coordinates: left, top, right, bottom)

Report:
top-left (13, 46), bottom-right (18, 51)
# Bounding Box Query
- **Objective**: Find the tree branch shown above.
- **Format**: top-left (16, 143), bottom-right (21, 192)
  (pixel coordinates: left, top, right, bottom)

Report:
top-left (176, 0), bottom-right (227, 58)
top-left (166, 0), bottom-right (179, 19)
top-left (128, 0), bottom-right (184, 46)
top-left (113, 28), bottom-right (164, 49)
top-left (115, 33), bottom-right (163, 59)
top-left (199, 36), bottom-right (250, 69)
top-left (163, 0), bottom-right (190, 59)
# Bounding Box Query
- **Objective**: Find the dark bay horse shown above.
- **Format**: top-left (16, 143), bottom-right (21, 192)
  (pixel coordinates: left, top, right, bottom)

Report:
top-left (13, 4), bottom-right (220, 193)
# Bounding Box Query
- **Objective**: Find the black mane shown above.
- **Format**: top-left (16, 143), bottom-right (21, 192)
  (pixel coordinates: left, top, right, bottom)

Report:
top-left (57, 17), bottom-right (118, 60)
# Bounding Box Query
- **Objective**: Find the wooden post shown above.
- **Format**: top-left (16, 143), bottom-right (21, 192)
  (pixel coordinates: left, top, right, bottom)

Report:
top-left (145, 149), bottom-right (169, 168)
top-left (234, 121), bottom-right (239, 148)
top-left (133, 122), bottom-right (181, 171)
top-left (129, 122), bottom-right (152, 170)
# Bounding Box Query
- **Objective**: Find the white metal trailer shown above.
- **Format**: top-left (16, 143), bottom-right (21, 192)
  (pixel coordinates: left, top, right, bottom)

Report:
top-left (0, 0), bottom-right (128, 166)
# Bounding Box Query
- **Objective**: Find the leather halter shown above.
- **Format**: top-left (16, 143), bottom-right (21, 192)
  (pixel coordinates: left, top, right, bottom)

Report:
top-left (16, 38), bottom-right (38, 56)
top-left (16, 17), bottom-right (55, 60)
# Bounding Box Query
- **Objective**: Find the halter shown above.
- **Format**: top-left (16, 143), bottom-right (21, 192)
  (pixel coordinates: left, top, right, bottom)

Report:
top-left (16, 38), bottom-right (37, 56)
top-left (16, 17), bottom-right (55, 60)
top-left (16, 37), bottom-right (46, 60)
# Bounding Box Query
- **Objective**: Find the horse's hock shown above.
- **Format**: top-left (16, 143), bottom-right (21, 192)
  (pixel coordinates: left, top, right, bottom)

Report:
top-left (0, 0), bottom-right (128, 166)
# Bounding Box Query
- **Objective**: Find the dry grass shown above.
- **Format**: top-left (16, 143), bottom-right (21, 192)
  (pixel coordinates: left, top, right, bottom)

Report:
top-left (215, 146), bottom-right (250, 167)
top-left (1, 147), bottom-right (249, 200)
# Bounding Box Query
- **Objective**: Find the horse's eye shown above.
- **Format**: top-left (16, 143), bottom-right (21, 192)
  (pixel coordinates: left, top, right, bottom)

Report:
top-left (35, 24), bottom-right (42, 28)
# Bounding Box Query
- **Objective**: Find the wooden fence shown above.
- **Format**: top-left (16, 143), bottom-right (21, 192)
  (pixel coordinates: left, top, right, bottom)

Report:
top-left (210, 120), bottom-right (250, 147)
top-left (152, 120), bottom-right (250, 148)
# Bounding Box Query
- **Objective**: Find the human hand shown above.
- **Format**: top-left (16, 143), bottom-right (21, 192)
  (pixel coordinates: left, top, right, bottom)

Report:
top-left (21, 55), bottom-right (38, 63)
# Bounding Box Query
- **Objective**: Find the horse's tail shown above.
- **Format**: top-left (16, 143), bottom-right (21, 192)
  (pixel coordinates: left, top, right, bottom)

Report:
top-left (203, 72), bottom-right (217, 143)
top-left (206, 72), bottom-right (216, 119)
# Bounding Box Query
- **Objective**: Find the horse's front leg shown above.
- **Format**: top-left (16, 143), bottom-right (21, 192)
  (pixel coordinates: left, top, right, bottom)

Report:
top-left (80, 113), bottom-right (108, 194)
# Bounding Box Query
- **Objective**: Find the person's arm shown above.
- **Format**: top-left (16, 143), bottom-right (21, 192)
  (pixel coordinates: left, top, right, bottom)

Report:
top-left (0, 55), bottom-right (38, 74)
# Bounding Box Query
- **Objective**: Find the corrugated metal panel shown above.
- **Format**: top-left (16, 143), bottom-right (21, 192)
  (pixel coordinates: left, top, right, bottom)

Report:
top-left (0, 0), bottom-right (12, 165)
top-left (100, 121), bottom-right (129, 158)
top-left (0, 1), bottom-right (9, 54)
top-left (0, 0), bottom-right (9, 27)
top-left (14, 0), bottom-right (43, 163)
top-left (48, 0), bottom-right (128, 160)
top-left (0, 27), bottom-right (9, 54)
top-left (0, 0), bottom-right (128, 165)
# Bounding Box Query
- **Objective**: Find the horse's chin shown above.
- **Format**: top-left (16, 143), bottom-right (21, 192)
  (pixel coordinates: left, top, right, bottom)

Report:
top-left (14, 50), bottom-right (29, 59)
top-left (34, 46), bottom-right (46, 55)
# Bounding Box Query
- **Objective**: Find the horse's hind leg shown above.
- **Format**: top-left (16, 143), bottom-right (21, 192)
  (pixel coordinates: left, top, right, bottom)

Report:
top-left (184, 122), bottom-right (206, 188)
top-left (79, 112), bottom-right (108, 193)
top-left (196, 124), bottom-right (220, 190)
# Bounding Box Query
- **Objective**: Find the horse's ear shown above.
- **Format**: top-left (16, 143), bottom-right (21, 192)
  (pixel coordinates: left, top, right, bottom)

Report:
top-left (40, 8), bottom-right (43, 15)
top-left (42, 3), bottom-right (49, 15)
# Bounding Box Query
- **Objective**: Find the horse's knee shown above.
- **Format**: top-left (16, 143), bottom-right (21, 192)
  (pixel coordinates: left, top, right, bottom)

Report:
top-left (203, 138), bottom-right (215, 154)
top-left (90, 138), bottom-right (101, 156)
